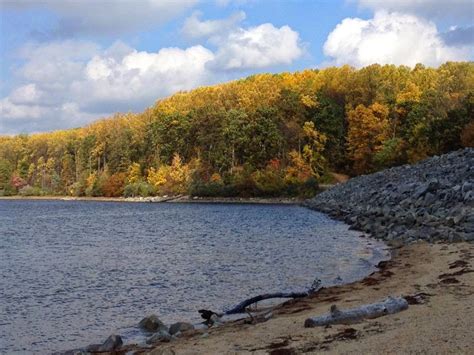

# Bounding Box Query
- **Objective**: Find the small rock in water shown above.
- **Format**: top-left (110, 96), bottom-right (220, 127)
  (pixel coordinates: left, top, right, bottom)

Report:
top-left (139, 314), bottom-right (168, 332)
top-left (169, 322), bottom-right (194, 335)
top-left (86, 334), bottom-right (123, 353)
top-left (146, 330), bottom-right (172, 344)
top-left (98, 334), bottom-right (123, 352)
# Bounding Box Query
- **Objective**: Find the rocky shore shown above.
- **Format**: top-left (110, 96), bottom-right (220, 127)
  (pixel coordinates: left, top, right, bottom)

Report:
top-left (306, 148), bottom-right (474, 243)
top-left (68, 242), bottom-right (472, 355)
top-left (57, 149), bottom-right (474, 354)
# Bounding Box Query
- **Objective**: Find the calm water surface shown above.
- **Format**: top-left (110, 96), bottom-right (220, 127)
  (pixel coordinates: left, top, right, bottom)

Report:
top-left (0, 200), bottom-right (388, 354)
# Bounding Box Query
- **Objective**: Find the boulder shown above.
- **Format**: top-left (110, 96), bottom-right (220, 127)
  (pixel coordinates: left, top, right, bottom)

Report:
top-left (139, 314), bottom-right (168, 333)
top-left (86, 334), bottom-right (123, 353)
top-left (169, 322), bottom-right (194, 335)
top-left (98, 335), bottom-right (123, 352)
top-left (146, 330), bottom-right (172, 344)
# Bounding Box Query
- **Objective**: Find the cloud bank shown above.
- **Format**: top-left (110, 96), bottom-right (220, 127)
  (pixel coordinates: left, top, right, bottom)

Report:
top-left (0, 11), bottom-right (303, 134)
top-left (323, 11), bottom-right (472, 67)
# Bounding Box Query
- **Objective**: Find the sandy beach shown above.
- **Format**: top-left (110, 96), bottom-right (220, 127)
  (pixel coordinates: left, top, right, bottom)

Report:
top-left (140, 241), bottom-right (473, 354)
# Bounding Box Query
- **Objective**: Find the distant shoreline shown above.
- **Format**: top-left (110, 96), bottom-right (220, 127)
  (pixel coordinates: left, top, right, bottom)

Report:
top-left (0, 195), bottom-right (303, 205)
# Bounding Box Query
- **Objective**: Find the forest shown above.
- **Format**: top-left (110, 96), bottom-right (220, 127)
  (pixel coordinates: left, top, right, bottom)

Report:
top-left (0, 62), bottom-right (473, 198)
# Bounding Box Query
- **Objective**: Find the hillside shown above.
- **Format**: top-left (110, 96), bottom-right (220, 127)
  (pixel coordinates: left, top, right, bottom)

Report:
top-left (0, 62), bottom-right (473, 198)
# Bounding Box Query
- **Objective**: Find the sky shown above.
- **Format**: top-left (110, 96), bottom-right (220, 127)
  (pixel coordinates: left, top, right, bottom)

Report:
top-left (0, 0), bottom-right (473, 135)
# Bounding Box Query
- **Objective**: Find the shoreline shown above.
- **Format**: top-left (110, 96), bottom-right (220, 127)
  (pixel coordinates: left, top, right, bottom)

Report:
top-left (129, 241), bottom-right (473, 354)
top-left (0, 195), bottom-right (303, 205)
top-left (129, 150), bottom-right (473, 354)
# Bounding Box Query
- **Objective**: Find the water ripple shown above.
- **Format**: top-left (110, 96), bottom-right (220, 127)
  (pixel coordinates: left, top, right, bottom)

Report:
top-left (0, 200), bottom-right (388, 354)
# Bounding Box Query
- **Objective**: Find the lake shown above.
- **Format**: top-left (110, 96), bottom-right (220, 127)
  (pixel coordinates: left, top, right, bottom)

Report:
top-left (0, 200), bottom-right (389, 353)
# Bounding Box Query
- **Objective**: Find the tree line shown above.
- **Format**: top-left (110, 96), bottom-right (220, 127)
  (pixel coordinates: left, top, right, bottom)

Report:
top-left (0, 62), bottom-right (472, 198)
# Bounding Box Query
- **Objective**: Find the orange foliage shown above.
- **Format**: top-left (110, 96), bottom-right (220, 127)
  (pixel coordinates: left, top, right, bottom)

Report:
top-left (102, 173), bottom-right (127, 197)
top-left (461, 121), bottom-right (474, 147)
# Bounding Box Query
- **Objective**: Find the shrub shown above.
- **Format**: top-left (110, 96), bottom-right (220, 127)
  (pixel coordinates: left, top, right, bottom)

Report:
top-left (252, 163), bottom-right (285, 197)
top-left (102, 172), bottom-right (127, 197)
top-left (18, 185), bottom-right (44, 196)
top-left (0, 187), bottom-right (15, 196)
top-left (123, 182), bottom-right (156, 197)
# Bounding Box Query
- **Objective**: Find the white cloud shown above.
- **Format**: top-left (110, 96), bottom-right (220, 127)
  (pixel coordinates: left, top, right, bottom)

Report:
top-left (1, 8), bottom-right (304, 134)
top-left (182, 10), bottom-right (246, 39)
top-left (2, 0), bottom-right (198, 35)
top-left (1, 40), bottom-right (215, 134)
top-left (9, 84), bottom-right (43, 105)
top-left (181, 12), bottom-right (304, 71)
top-left (0, 97), bottom-right (44, 121)
top-left (211, 23), bottom-right (303, 70)
top-left (0, 97), bottom-right (97, 133)
top-left (357, 0), bottom-right (474, 22)
top-left (323, 11), bottom-right (472, 67)
top-left (75, 45), bottom-right (215, 112)
top-left (17, 41), bottom-right (99, 88)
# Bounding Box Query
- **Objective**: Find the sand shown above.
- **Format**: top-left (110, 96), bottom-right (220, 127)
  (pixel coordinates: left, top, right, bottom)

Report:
top-left (141, 242), bottom-right (474, 354)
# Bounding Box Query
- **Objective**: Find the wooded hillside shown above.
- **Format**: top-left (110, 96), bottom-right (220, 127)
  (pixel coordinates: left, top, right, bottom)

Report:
top-left (0, 62), bottom-right (472, 197)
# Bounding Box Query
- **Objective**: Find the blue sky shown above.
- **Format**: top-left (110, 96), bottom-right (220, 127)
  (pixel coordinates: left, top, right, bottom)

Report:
top-left (0, 0), bottom-right (473, 134)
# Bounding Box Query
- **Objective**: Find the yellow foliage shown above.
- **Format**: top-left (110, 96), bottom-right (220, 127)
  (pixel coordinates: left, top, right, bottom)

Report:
top-left (347, 103), bottom-right (390, 174)
top-left (147, 166), bottom-right (169, 188)
top-left (284, 150), bottom-right (312, 184)
top-left (127, 162), bottom-right (141, 184)
top-left (396, 82), bottom-right (422, 104)
top-left (86, 172), bottom-right (97, 189)
top-left (301, 94), bottom-right (318, 108)
top-left (147, 154), bottom-right (191, 194)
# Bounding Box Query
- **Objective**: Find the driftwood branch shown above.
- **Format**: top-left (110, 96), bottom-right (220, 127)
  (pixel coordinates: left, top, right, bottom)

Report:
top-left (198, 280), bottom-right (321, 321)
top-left (304, 296), bottom-right (408, 327)
top-left (224, 291), bottom-right (310, 314)
top-left (224, 279), bottom-right (322, 315)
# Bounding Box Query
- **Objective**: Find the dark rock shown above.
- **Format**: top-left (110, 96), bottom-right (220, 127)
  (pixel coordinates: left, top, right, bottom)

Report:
top-left (169, 322), bottom-right (194, 335)
top-left (98, 335), bottom-right (123, 352)
top-left (139, 314), bottom-right (168, 333)
top-left (86, 334), bottom-right (123, 353)
top-left (146, 330), bottom-right (172, 344)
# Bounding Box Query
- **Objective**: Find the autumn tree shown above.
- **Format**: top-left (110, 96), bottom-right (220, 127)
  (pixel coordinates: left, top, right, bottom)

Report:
top-left (347, 103), bottom-right (390, 174)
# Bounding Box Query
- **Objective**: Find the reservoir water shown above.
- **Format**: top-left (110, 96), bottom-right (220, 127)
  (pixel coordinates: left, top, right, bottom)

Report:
top-left (0, 200), bottom-right (389, 354)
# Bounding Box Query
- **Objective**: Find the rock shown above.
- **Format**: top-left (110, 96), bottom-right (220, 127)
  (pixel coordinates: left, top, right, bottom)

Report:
top-left (146, 330), bottom-right (172, 344)
top-left (461, 181), bottom-right (472, 195)
top-left (139, 314), bottom-right (168, 333)
top-left (424, 192), bottom-right (436, 205)
top-left (169, 322), bottom-right (194, 335)
top-left (98, 335), bottom-right (123, 352)
top-left (85, 344), bottom-right (101, 353)
top-left (306, 148), bottom-right (474, 244)
top-left (86, 334), bottom-right (123, 353)
top-left (464, 190), bottom-right (474, 202)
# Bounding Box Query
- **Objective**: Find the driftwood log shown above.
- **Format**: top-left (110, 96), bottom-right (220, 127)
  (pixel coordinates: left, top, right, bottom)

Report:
top-left (199, 280), bottom-right (322, 321)
top-left (304, 296), bottom-right (408, 327)
top-left (225, 291), bottom-right (312, 315)
top-left (225, 279), bottom-right (322, 315)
